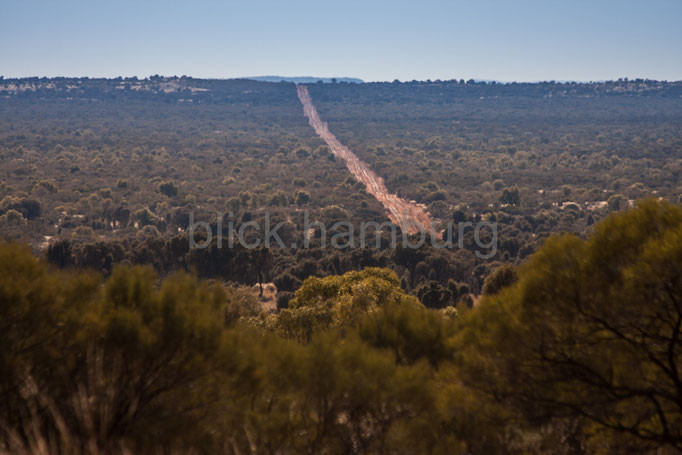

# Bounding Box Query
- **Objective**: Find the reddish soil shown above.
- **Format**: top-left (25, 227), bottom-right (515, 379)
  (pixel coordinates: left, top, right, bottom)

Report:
top-left (297, 85), bottom-right (434, 235)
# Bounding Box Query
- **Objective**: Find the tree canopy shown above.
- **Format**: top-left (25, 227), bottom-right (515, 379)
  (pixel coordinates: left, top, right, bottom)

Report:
top-left (458, 199), bottom-right (682, 452)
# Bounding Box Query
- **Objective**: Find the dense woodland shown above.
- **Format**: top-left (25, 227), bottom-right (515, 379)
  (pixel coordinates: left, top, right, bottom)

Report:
top-left (1, 200), bottom-right (681, 454)
top-left (0, 77), bottom-right (681, 453)
top-left (1, 77), bottom-right (680, 300)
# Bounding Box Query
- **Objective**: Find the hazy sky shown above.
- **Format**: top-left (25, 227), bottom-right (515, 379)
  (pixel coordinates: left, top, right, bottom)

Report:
top-left (1, 0), bottom-right (681, 82)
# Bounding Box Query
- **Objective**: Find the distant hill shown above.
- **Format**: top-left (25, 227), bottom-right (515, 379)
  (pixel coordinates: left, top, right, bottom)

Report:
top-left (247, 76), bottom-right (364, 84)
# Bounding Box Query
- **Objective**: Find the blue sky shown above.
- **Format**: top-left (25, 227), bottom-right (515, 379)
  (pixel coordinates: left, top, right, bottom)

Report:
top-left (1, 0), bottom-right (681, 82)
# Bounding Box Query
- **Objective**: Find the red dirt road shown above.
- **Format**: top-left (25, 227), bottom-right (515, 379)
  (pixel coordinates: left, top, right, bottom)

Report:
top-left (297, 85), bottom-right (434, 235)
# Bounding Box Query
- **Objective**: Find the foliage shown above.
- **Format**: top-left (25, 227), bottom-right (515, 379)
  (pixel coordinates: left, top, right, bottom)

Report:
top-left (158, 180), bottom-right (179, 197)
top-left (1, 75), bottom-right (682, 453)
top-left (457, 199), bottom-right (682, 452)
top-left (481, 263), bottom-right (518, 295)
top-left (500, 187), bottom-right (521, 206)
top-left (276, 267), bottom-right (420, 341)
top-left (1, 77), bottom-right (680, 301)
top-left (0, 201), bottom-right (681, 453)
top-left (0, 242), bottom-right (464, 454)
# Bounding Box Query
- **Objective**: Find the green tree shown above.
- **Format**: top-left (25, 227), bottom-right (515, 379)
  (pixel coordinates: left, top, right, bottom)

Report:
top-left (276, 268), bottom-right (421, 342)
top-left (499, 187), bottom-right (520, 206)
top-left (607, 193), bottom-right (627, 211)
top-left (294, 189), bottom-right (311, 206)
top-left (481, 264), bottom-right (518, 295)
top-left (458, 200), bottom-right (682, 452)
top-left (416, 280), bottom-right (453, 309)
top-left (0, 245), bottom-right (242, 452)
top-left (158, 180), bottom-right (179, 197)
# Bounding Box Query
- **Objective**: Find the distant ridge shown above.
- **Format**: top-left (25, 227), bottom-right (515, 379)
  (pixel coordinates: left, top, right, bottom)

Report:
top-left (247, 76), bottom-right (364, 84)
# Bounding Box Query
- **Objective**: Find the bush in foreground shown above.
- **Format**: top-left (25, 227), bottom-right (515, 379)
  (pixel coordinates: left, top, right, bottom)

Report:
top-left (0, 199), bottom-right (680, 454)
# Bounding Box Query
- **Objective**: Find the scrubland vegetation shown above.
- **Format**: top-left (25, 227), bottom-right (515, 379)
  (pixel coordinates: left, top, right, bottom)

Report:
top-left (0, 77), bottom-right (681, 453)
top-left (1, 78), bottom-right (680, 299)
top-left (0, 200), bottom-right (680, 454)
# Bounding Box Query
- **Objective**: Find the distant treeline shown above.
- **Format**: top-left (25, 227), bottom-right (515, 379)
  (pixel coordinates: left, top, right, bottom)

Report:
top-left (2, 76), bottom-right (681, 104)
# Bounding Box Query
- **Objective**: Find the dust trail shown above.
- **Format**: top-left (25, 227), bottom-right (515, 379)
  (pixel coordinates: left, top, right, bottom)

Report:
top-left (297, 85), bottom-right (434, 235)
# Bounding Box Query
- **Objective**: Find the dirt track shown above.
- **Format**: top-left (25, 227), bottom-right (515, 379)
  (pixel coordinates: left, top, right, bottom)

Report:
top-left (297, 85), bottom-right (434, 235)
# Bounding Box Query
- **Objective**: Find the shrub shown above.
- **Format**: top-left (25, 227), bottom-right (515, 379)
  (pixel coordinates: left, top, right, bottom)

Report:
top-left (159, 181), bottom-right (179, 197)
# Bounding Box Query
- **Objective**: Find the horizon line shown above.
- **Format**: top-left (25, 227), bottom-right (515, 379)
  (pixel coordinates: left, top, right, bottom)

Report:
top-left (2, 74), bottom-right (681, 84)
